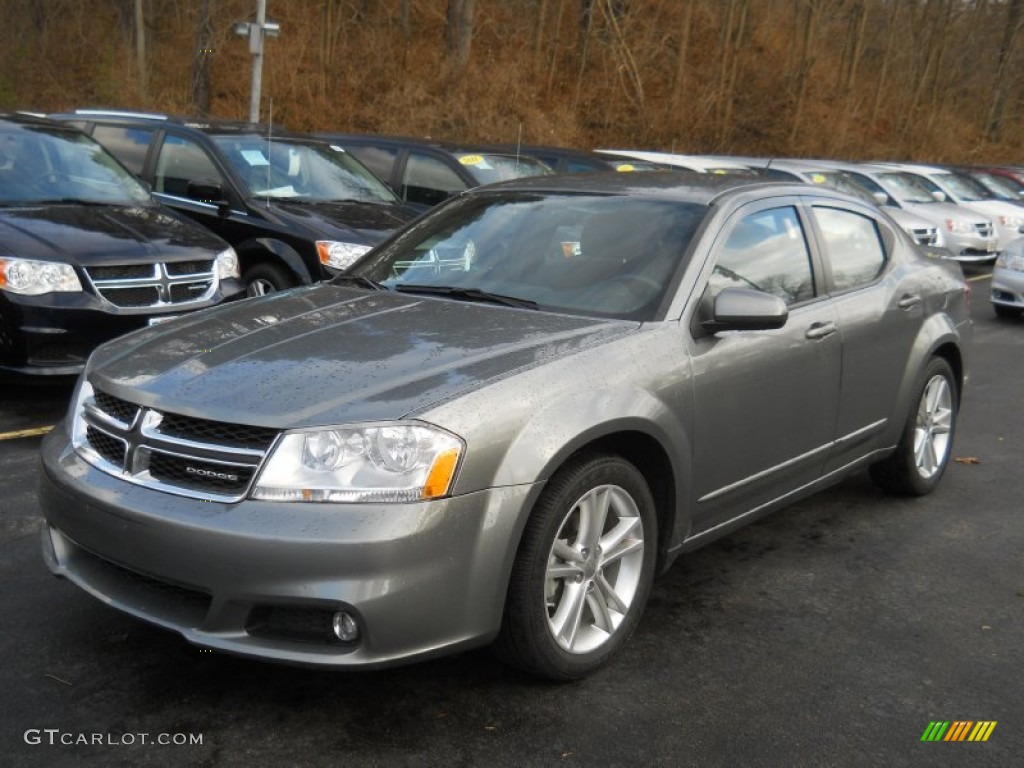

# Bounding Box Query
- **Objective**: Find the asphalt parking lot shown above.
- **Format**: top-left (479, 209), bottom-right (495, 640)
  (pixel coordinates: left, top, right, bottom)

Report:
top-left (1, 266), bottom-right (1021, 767)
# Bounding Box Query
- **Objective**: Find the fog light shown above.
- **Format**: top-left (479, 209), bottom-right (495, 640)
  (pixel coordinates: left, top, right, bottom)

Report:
top-left (332, 611), bottom-right (359, 642)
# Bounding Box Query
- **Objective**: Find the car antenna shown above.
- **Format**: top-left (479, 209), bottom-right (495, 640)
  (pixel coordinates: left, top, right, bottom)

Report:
top-left (515, 122), bottom-right (522, 173)
top-left (264, 99), bottom-right (273, 207)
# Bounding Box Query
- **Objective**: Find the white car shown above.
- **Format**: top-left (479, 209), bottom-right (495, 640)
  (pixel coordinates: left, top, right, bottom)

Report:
top-left (880, 162), bottom-right (1024, 255)
top-left (992, 239), bottom-right (1024, 318)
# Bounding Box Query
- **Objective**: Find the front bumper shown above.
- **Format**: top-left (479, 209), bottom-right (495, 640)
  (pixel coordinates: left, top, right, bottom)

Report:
top-left (39, 423), bottom-right (535, 668)
top-left (943, 231), bottom-right (998, 263)
top-left (991, 266), bottom-right (1024, 310)
top-left (0, 279), bottom-right (244, 375)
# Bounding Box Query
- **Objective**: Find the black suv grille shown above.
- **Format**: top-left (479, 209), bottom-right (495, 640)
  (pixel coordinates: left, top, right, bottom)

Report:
top-left (76, 384), bottom-right (278, 501)
top-left (86, 260), bottom-right (217, 309)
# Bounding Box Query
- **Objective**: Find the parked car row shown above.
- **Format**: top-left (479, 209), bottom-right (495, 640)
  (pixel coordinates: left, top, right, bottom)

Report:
top-left (4, 108), bottom-right (1020, 379)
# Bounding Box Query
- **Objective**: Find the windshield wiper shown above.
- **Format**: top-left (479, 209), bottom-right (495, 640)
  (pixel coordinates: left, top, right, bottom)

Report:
top-left (395, 284), bottom-right (538, 310)
top-left (28, 198), bottom-right (120, 206)
top-left (331, 274), bottom-right (388, 291)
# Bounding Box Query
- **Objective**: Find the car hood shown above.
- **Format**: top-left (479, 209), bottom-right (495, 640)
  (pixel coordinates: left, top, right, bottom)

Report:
top-left (901, 201), bottom-right (992, 226)
top-left (255, 199), bottom-right (419, 245)
top-left (0, 203), bottom-right (227, 264)
top-left (87, 285), bottom-right (637, 428)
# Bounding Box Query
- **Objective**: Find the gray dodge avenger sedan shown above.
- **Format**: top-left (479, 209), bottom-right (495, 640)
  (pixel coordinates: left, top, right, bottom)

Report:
top-left (39, 174), bottom-right (971, 679)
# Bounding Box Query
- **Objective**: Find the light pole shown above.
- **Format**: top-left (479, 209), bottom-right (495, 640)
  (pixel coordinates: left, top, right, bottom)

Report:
top-left (233, 0), bottom-right (280, 123)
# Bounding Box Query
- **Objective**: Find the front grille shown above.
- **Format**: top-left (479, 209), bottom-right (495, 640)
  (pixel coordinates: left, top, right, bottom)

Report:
top-left (166, 260), bottom-right (214, 277)
top-left (148, 451), bottom-right (255, 496)
top-left (97, 286), bottom-right (160, 307)
top-left (86, 425), bottom-right (127, 466)
top-left (86, 260), bottom-right (217, 309)
top-left (88, 264), bottom-right (155, 281)
top-left (76, 383), bottom-right (277, 502)
top-left (975, 222), bottom-right (994, 237)
top-left (93, 390), bottom-right (140, 424)
top-left (910, 227), bottom-right (938, 246)
top-left (158, 413), bottom-right (278, 450)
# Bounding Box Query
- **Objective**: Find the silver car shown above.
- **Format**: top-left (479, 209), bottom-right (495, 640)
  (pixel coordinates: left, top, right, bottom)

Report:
top-left (39, 175), bottom-right (971, 680)
top-left (992, 237), bottom-right (1024, 318)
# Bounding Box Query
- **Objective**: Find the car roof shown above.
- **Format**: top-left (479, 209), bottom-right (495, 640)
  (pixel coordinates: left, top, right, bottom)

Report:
top-left (317, 132), bottom-right (539, 159)
top-left (50, 108), bottom-right (326, 142)
top-left (462, 170), bottom-right (846, 207)
top-left (1, 111), bottom-right (77, 131)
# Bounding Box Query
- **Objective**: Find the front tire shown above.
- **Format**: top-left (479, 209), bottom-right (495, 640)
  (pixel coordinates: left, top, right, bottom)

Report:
top-left (870, 357), bottom-right (957, 496)
top-left (496, 453), bottom-right (657, 680)
top-left (244, 262), bottom-right (296, 297)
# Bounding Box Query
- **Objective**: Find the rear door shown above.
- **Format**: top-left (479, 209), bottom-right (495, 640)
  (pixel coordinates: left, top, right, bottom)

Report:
top-left (807, 202), bottom-right (926, 472)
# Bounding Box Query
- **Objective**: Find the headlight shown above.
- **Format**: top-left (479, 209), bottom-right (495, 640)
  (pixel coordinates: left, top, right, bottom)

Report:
top-left (317, 241), bottom-right (372, 271)
top-left (945, 219), bottom-right (975, 234)
top-left (215, 247), bottom-right (240, 279)
top-left (0, 257), bottom-right (82, 295)
top-left (998, 215), bottom-right (1024, 228)
top-left (995, 250), bottom-right (1024, 272)
top-left (252, 422), bottom-right (464, 503)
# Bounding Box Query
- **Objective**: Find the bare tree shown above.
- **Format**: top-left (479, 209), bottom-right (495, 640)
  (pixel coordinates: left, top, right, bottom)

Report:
top-left (665, 0), bottom-right (696, 123)
top-left (134, 0), bottom-right (148, 99)
top-left (190, 0), bottom-right (215, 115)
top-left (444, 0), bottom-right (476, 74)
top-left (986, 0), bottom-right (1024, 141)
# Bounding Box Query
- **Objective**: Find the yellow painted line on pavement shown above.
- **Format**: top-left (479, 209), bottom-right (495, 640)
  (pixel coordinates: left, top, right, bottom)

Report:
top-left (967, 273), bottom-right (992, 282)
top-left (0, 425), bottom-right (55, 441)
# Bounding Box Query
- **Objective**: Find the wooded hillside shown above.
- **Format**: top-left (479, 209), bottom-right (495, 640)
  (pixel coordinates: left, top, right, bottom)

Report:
top-left (1, 0), bottom-right (1022, 162)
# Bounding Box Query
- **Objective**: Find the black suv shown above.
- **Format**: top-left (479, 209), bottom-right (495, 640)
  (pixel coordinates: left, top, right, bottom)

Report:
top-left (0, 113), bottom-right (242, 376)
top-left (316, 133), bottom-right (553, 208)
top-left (52, 111), bottom-right (421, 295)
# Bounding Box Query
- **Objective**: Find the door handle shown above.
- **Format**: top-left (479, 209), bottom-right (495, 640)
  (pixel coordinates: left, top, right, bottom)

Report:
top-left (805, 321), bottom-right (837, 340)
top-left (898, 293), bottom-right (922, 310)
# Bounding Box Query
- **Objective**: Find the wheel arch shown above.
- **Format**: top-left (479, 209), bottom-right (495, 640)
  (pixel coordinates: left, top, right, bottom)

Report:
top-left (235, 237), bottom-right (316, 285)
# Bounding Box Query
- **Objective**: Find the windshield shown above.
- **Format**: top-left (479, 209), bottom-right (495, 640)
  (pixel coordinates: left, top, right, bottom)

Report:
top-left (0, 125), bottom-right (151, 205)
top-left (804, 170), bottom-right (880, 205)
top-left (350, 193), bottom-right (707, 321)
top-left (213, 135), bottom-right (398, 203)
top-left (935, 172), bottom-right (990, 202)
top-left (454, 153), bottom-right (553, 185)
top-left (972, 171), bottom-right (1023, 198)
top-left (877, 172), bottom-right (938, 204)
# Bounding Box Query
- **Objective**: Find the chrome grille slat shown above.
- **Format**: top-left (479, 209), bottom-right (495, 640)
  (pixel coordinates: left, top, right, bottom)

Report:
top-left (75, 384), bottom-right (278, 502)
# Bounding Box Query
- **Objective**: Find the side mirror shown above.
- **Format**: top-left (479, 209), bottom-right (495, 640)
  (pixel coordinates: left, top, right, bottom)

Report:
top-left (186, 180), bottom-right (231, 216)
top-left (703, 287), bottom-right (789, 333)
top-left (931, 190), bottom-right (947, 203)
top-left (872, 191), bottom-right (888, 206)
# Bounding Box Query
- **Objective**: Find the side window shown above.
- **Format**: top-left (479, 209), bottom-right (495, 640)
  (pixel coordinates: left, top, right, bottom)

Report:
top-left (154, 134), bottom-right (222, 197)
top-left (346, 145), bottom-right (398, 182)
top-left (401, 152), bottom-right (468, 206)
top-left (813, 206), bottom-right (887, 292)
top-left (91, 125), bottom-right (155, 175)
top-left (710, 206), bottom-right (815, 306)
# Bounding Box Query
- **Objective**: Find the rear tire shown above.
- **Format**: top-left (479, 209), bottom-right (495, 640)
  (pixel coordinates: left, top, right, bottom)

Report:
top-left (244, 262), bottom-right (296, 297)
top-left (870, 357), bottom-right (957, 496)
top-left (495, 453), bottom-right (657, 681)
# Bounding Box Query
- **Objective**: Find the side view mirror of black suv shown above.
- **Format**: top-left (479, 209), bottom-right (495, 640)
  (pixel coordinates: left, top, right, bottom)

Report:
top-left (186, 180), bottom-right (230, 216)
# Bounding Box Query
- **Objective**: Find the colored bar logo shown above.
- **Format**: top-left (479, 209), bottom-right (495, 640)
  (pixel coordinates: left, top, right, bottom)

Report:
top-left (921, 721), bottom-right (997, 742)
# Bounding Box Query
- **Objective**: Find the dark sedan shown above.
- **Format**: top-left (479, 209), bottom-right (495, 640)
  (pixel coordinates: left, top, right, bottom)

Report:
top-left (40, 174), bottom-right (970, 679)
